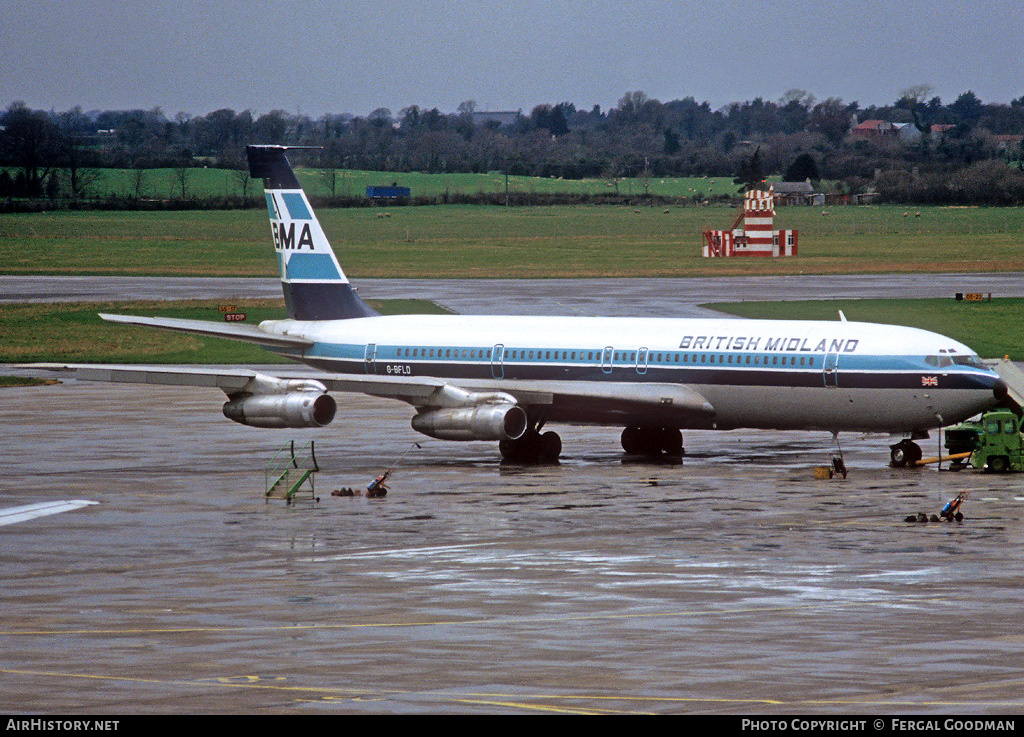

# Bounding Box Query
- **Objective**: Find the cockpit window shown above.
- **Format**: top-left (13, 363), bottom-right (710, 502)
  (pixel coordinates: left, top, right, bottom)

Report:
top-left (952, 355), bottom-right (987, 369)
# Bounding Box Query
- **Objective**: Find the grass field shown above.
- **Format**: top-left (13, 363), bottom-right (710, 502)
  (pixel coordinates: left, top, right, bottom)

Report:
top-left (711, 297), bottom-right (1024, 360)
top-left (45, 166), bottom-right (744, 201)
top-left (3, 295), bottom-right (1019, 364)
top-left (0, 298), bottom-right (449, 365)
top-left (3, 203), bottom-right (1024, 278)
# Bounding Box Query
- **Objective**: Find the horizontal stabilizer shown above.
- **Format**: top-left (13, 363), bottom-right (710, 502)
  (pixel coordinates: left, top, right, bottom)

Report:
top-left (99, 314), bottom-right (314, 348)
top-left (246, 144), bottom-right (318, 189)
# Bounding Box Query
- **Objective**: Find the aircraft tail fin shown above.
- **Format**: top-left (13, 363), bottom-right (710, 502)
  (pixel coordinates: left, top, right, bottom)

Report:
top-left (247, 145), bottom-right (378, 321)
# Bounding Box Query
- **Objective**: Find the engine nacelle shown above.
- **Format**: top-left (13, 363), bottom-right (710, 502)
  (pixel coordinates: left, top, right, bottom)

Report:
top-left (223, 392), bottom-right (337, 429)
top-left (411, 404), bottom-right (528, 441)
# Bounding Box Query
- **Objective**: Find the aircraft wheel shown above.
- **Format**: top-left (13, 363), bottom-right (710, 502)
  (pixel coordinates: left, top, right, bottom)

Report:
top-left (659, 428), bottom-right (684, 457)
top-left (621, 426), bottom-right (643, 454)
top-left (499, 438), bottom-right (518, 461)
top-left (539, 431), bottom-right (562, 462)
top-left (890, 440), bottom-right (921, 468)
top-left (501, 430), bottom-right (556, 464)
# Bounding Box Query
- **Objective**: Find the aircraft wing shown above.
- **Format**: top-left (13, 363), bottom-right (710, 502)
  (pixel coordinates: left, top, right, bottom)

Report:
top-left (19, 364), bottom-right (715, 424)
top-left (0, 500), bottom-right (98, 527)
top-left (22, 363), bottom-right (279, 392)
top-left (99, 314), bottom-right (314, 349)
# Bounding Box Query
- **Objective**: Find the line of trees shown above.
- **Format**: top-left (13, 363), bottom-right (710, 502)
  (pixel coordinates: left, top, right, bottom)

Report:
top-left (3, 86), bottom-right (1024, 205)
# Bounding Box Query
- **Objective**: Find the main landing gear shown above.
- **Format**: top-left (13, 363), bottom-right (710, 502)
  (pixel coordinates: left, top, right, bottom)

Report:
top-left (499, 428), bottom-right (562, 463)
top-left (890, 439), bottom-right (923, 468)
top-left (621, 425), bottom-right (684, 459)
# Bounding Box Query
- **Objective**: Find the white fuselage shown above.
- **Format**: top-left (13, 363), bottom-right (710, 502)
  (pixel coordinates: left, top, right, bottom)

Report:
top-left (261, 313), bottom-right (1002, 434)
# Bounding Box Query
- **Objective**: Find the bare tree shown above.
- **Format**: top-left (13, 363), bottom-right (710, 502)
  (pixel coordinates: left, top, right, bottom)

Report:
top-left (232, 167), bottom-right (253, 199)
top-left (900, 84), bottom-right (937, 133)
top-left (131, 168), bottom-right (147, 199)
top-left (172, 166), bottom-right (191, 199)
top-left (320, 167), bottom-right (338, 197)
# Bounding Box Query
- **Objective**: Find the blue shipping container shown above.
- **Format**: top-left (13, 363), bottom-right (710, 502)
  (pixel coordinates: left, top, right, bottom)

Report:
top-left (366, 186), bottom-right (411, 199)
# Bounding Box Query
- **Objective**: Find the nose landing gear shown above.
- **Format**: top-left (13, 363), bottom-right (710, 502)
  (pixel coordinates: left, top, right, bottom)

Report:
top-left (890, 439), bottom-right (923, 468)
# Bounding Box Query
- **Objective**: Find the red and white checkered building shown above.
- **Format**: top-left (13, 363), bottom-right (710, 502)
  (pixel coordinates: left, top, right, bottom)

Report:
top-left (702, 186), bottom-right (798, 257)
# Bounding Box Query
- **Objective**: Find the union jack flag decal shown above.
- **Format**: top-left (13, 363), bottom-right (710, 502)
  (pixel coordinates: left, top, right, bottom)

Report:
top-left (922, 376), bottom-right (939, 386)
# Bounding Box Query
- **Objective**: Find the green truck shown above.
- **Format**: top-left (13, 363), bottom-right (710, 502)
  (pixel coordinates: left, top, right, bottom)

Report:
top-left (944, 409), bottom-right (1024, 473)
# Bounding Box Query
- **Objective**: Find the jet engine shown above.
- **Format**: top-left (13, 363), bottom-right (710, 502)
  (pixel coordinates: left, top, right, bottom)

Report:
top-left (222, 377), bottom-right (336, 429)
top-left (411, 404), bottom-right (528, 441)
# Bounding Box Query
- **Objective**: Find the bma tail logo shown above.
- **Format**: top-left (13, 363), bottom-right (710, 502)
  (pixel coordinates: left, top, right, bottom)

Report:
top-left (272, 221), bottom-right (314, 250)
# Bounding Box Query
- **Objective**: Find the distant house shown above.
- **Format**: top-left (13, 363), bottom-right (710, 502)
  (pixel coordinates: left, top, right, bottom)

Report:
top-left (852, 119), bottom-right (898, 138)
top-left (992, 134), bottom-right (1024, 151)
top-left (898, 123), bottom-right (958, 143)
top-left (896, 123), bottom-right (920, 143)
top-left (772, 179), bottom-right (815, 205)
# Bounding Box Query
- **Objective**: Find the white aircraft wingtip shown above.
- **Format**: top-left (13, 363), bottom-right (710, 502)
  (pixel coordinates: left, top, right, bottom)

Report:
top-left (0, 500), bottom-right (99, 527)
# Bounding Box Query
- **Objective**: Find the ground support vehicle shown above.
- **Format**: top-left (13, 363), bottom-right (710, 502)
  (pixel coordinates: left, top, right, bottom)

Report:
top-left (944, 409), bottom-right (1024, 473)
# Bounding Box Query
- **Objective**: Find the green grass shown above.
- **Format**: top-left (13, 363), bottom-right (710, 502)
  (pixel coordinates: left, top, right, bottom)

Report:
top-left (6, 294), bottom-right (1018, 365)
top-left (0, 298), bottom-right (449, 364)
top-left (710, 297), bottom-right (1024, 360)
top-left (32, 165), bottom-right (744, 201)
top-left (0, 376), bottom-right (56, 387)
top-left (296, 168), bottom-right (742, 199)
top-left (4, 204), bottom-right (1024, 278)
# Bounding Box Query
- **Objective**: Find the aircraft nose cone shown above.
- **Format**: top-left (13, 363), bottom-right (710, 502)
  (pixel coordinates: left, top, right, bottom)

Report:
top-left (993, 378), bottom-right (1009, 401)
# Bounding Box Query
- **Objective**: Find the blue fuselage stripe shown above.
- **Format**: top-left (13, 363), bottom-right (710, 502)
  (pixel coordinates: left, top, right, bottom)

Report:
top-left (290, 342), bottom-right (1000, 392)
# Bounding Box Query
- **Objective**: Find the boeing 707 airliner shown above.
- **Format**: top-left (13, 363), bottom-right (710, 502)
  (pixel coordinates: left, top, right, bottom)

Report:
top-left (34, 146), bottom-right (1008, 465)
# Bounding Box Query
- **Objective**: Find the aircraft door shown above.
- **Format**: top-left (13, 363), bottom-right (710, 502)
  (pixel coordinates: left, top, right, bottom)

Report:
top-left (601, 346), bottom-right (614, 374)
top-left (491, 344), bottom-right (505, 379)
top-left (823, 352), bottom-right (839, 387)
top-left (364, 343), bottom-right (377, 374)
top-left (636, 347), bottom-right (649, 375)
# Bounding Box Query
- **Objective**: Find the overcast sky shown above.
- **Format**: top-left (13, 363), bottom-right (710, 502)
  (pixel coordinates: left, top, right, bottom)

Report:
top-left (5, 0), bottom-right (1023, 118)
